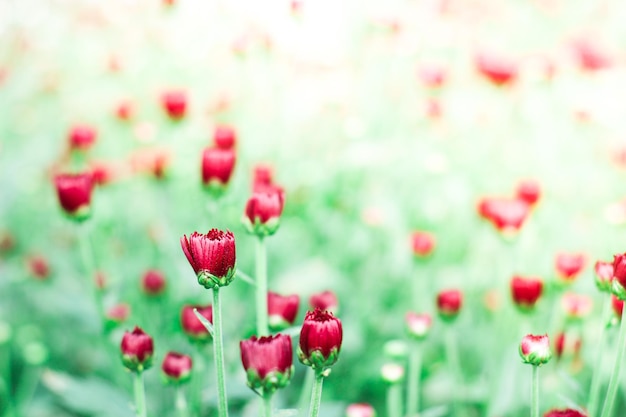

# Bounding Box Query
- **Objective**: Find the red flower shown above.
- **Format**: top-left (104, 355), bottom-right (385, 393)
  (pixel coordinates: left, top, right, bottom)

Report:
top-left (180, 229), bottom-right (236, 289)
top-left (478, 197), bottom-right (530, 235)
top-left (612, 295), bottom-right (624, 319)
top-left (115, 100), bottom-right (135, 121)
top-left (298, 309), bottom-right (343, 370)
top-left (555, 252), bottom-right (586, 281)
top-left (571, 38), bottom-right (613, 72)
top-left (107, 303), bottom-right (130, 323)
top-left (68, 124), bottom-right (97, 151)
top-left (181, 304), bottom-right (213, 342)
top-left (476, 51), bottom-right (518, 87)
top-left (519, 334), bottom-right (551, 366)
top-left (54, 172), bottom-right (94, 221)
top-left (161, 90), bottom-right (187, 120)
top-left (268, 292), bottom-right (300, 331)
top-left (240, 334), bottom-right (294, 393)
top-left (544, 408), bottom-right (587, 417)
top-left (594, 260), bottom-right (614, 292)
top-left (201, 147), bottom-right (236, 191)
top-left (510, 275), bottom-right (543, 311)
top-left (243, 191), bottom-right (284, 237)
top-left (252, 164), bottom-right (274, 189)
top-left (346, 403), bottom-right (376, 417)
top-left (405, 312), bottom-right (432, 340)
top-left (162, 352), bottom-right (193, 384)
top-left (141, 269), bottom-right (166, 296)
top-left (213, 124), bottom-right (237, 149)
top-left (309, 290), bottom-right (339, 315)
top-left (120, 326), bottom-right (154, 372)
top-left (516, 179), bottom-right (541, 206)
top-left (613, 253), bottom-right (626, 292)
top-left (411, 231), bottom-right (435, 257)
top-left (436, 289), bottom-right (462, 321)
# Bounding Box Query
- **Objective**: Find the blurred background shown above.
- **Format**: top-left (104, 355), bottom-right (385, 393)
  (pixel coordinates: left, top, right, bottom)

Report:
top-left (2, 0), bottom-right (626, 416)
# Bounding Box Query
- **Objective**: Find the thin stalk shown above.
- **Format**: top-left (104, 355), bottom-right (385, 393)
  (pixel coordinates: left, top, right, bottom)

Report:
top-left (263, 394), bottom-right (273, 417)
top-left (308, 372), bottom-right (325, 417)
top-left (212, 288), bottom-right (229, 417)
top-left (444, 327), bottom-right (463, 416)
top-left (192, 345), bottom-right (206, 416)
top-left (387, 384), bottom-right (402, 417)
top-left (599, 304), bottom-right (626, 417)
top-left (530, 366), bottom-right (539, 417)
top-left (78, 224), bottom-right (104, 326)
top-left (255, 237), bottom-right (269, 336)
top-left (134, 372), bottom-right (147, 417)
top-left (406, 343), bottom-right (423, 417)
top-left (587, 296), bottom-right (611, 416)
top-left (298, 369), bottom-right (315, 417)
top-left (175, 387), bottom-right (188, 417)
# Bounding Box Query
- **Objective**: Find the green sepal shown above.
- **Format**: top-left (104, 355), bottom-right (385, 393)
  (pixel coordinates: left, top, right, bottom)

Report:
top-left (121, 353), bottom-right (153, 373)
top-left (613, 280), bottom-right (626, 301)
top-left (245, 366), bottom-right (294, 397)
top-left (519, 348), bottom-right (551, 367)
top-left (202, 180), bottom-right (227, 198)
top-left (65, 205), bottom-right (91, 223)
top-left (197, 266), bottom-right (236, 290)
top-left (297, 347), bottom-right (340, 370)
top-left (161, 369), bottom-right (192, 386)
top-left (242, 215), bottom-right (280, 238)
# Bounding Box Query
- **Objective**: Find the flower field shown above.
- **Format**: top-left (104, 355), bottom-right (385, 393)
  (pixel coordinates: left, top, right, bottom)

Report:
top-left (2, 0), bottom-right (626, 416)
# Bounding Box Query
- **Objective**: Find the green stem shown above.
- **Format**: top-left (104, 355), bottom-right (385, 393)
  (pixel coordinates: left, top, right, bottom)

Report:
top-left (78, 224), bottom-right (104, 328)
top-left (308, 372), bottom-right (325, 417)
top-left (444, 327), bottom-right (463, 416)
top-left (298, 369), bottom-right (315, 417)
top-left (387, 384), bottom-right (402, 417)
top-left (255, 237), bottom-right (269, 336)
top-left (587, 296), bottom-right (611, 416)
top-left (599, 303), bottom-right (626, 417)
top-left (192, 345), bottom-right (206, 416)
top-left (212, 288), bottom-right (229, 417)
top-left (406, 343), bottom-right (422, 417)
top-left (133, 372), bottom-right (146, 417)
top-left (263, 394), bottom-right (273, 417)
top-left (530, 366), bottom-right (539, 417)
top-left (176, 386), bottom-right (188, 417)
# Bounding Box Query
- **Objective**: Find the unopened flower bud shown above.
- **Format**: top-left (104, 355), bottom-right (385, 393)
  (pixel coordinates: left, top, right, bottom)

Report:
top-left (411, 231), bottom-right (435, 257)
top-left (161, 90), bottom-right (187, 121)
top-left (180, 229), bottom-right (236, 289)
top-left (555, 253), bottom-right (586, 282)
top-left (436, 289), bottom-right (462, 321)
top-left (543, 408), bottom-right (587, 417)
top-left (561, 293), bottom-right (592, 322)
top-left (309, 290), bottom-right (339, 315)
top-left (268, 292), bottom-right (299, 331)
top-left (510, 275), bottom-right (543, 311)
top-left (201, 147), bottom-right (236, 194)
top-left (405, 312), bottom-right (432, 341)
top-left (180, 304), bottom-right (212, 342)
top-left (213, 124), bottom-right (237, 149)
top-left (381, 363), bottom-right (404, 384)
top-left (27, 255), bottom-right (49, 280)
top-left (106, 303), bottom-right (130, 329)
top-left (346, 403), bottom-right (376, 417)
top-left (68, 124), bottom-right (97, 152)
top-left (243, 191), bottom-right (284, 237)
top-left (240, 334), bottom-right (294, 395)
top-left (612, 253), bottom-right (626, 299)
top-left (162, 352), bottom-right (193, 384)
top-left (120, 326), bottom-right (154, 372)
top-left (594, 260), bottom-right (614, 293)
top-left (141, 269), bottom-right (166, 296)
top-left (298, 309), bottom-right (342, 371)
top-left (516, 179), bottom-right (541, 206)
top-left (54, 172), bottom-right (94, 221)
top-left (519, 334), bottom-right (551, 366)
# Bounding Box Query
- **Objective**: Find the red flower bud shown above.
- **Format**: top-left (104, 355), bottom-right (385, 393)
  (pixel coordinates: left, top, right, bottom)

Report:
top-left (27, 255), bottom-right (49, 280)
top-left (571, 38), bottom-right (613, 72)
top-left (516, 179), bottom-right (541, 206)
top-left (68, 124), bottom-right (97, 151)
top-left (612, 253), bottom-right (626, 292)
top-left (478, 197), bottom-right (530, 235)
top-left (162, 352), bottom-right (193, 384)
top-left (405, 312), bottom-right (432, 340)
top-left (252, 164), bottom-right (274, 189)
top-left (411, 231), bottom-right (435, 257)
top-left (240, 334), bottom-right (294, 394)
top-left (141, 269), bottom-right (166, 296)
top-left (298, 309), bottom-right (343, 370)
top-left (120, 326), bottom-right (154, 372)
top-left (519, 334), bottom-right (551, 366)
top-left (115, 100), bottom-right (134, 121)
top-left (180, 229), bottom-right (236, 289)
top-left (243, 191), bottom-right (284, 237)
top-left (555, 252), bottom-right (586, 281)
top-left (595, 260), bottom-right (614, 292)
top-left (476, 51), bottom-right (518, 87)
top-left (201, 148), bottom-right (236, 192)
top-left (309, 290), bottom-right (339, 315)
top-left (436, 289), bottom-right (462, 321)
top-left (54, 172), bottom-right (94, 221)
top-left (213, 124), bottom-right (237, 149)
top-left (510, 275), bottom-right (543, 311)
top-left (561, 293), bottom-right (592, 321)
top-left (161, 90), bottom-right (187, 120)
top-left (181, 304), bottom-right (213, 342)
top-left (268, 291), bottom-right (300, 331)
top-left (611, 295), bottom-right (623, 319)
top-left (107, 303), bottom-right (130, 323)
top-left (543, 409), bottom-right (587, 417)
top-left (346, 403), bottom-right (377, 417)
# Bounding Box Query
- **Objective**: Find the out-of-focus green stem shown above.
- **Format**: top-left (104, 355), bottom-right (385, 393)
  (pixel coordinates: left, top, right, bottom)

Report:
top-left (212, 288), bottom-right (229, 417)
top-left (530, 366), bottom-right (538, 417)
top-left (255, 237), bottom-right (269, 337)
top-left (263, 394), bottom-right (273, 417)
top-left (308, 372), bottom-right (325, 417)
top-left (298, 369), bottom-right (315, 417)
top-left (599, 304), bottom-right (626, 417)
top-left (445, 327), bottom-right (463, 417)
top-left (587, 296), bottom-right (611, 416)
top-left (176, 386), bottom-right (188, 417)
top-left (78, 224), bottom-right (103, 328)
top-left (387, 383), bottom-right (402, 417)
top-left (133, 372), bottom-right (146, 417)
top-left (406, 342), bottom-right (422, 417)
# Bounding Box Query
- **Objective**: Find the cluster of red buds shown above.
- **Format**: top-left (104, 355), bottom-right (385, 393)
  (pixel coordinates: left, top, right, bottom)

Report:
top-left (201, 125), bottom-right (237, 195)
